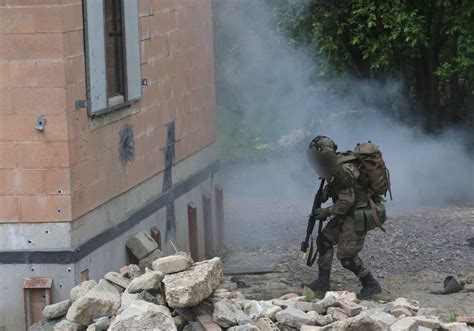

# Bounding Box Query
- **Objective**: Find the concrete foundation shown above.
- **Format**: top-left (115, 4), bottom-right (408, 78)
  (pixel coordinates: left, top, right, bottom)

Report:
top-left (0, 144), bottom-right (220, 331)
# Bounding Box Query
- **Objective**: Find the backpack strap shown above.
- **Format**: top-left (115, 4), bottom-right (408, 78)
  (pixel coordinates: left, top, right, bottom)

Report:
top-left (336, 152), bottom-right (357, 165)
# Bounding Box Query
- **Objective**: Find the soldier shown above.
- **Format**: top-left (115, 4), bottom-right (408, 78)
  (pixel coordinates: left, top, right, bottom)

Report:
top-left (305, 135), bottom-right (382, 299)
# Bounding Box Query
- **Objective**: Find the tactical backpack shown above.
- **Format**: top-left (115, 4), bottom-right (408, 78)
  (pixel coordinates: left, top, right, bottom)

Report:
top-left (337, 141), bottom-right (392, 232)
top-left (338, 141), bottom-right (392, 200)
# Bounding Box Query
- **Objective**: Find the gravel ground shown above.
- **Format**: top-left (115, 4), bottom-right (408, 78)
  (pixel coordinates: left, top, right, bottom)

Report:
top-left (219, 165), bottom-right (474, 316)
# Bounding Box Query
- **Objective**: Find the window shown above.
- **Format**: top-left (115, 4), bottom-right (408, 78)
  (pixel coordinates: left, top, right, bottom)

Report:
top-left (83, 0), bottom-right (142, 116)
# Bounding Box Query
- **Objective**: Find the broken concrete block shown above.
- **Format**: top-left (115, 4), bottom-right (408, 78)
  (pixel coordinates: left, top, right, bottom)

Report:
top-left (300, 326), bottom-right (325, 331)
top-left (306, 311), bottom-right (333, 326)
top-left (120, 289), bottom-right (139, 311)
top-left (389, 317), bottom-right (417, 331)
top-left (278, 293), bottom-right (299, 300)
top-left (294, 301), bottom-right (317, 312)
top-left (390, 307), bottom-right (413, 318)
top-left (152, 254), bottom-right (192, 274)
top-left (264, 305), bottom-right (282, 320)
top-left (255, 317), bottom-right (279, 331)
top-left (53, 319), bottom-right (84, 331)
top-left (126, 231), bottom-right (159, 260)
top-left (414, 316), bottom-right (441, 329)
top-left (392, 297), bottom-right (420, 313)
top-left (104, 272), bottom-right (131, 289)
top-left (137, 290), bottom-right (158, 304)
top-left (325, 291), bottom-right (358, 303)
top-left (243, 300), bottom-right (265, 319)
top-left (360, 310), bottom-right (397, 327)
top-left (119, 264), bottom-right (141, 279)
top-left (42, 300), bottom-right (71, 320)
top-left (336, 314), bottom-right (392, 330)
top-left (213, 299), bottom-right (250, 328)
top-left (66, 279), bottom-right (121, 326)
top-left (336, 299), bottom-right (363, 317)
top-left (109, 301), bottom-right (176, 330)
top-left (328, 307), bottom-right (349, 321)
top-left (317, 295), bottom-right (337, 309)
top-left (70, 280), bottom-right (97, 302)
top-left (196, 315), bottom-right (222, 331)
top-left (127, 270), bottom-right (164, 294)
top-left (86, 316), bottom-right (110, 331)
top-left (163, 258), bottom-right (223, 308)
top-left (275, 307), bottom-right (316, 328)
top-left (138, 249), bottom-right (164, 270)
top-left (441, 322), bottom-right (471, 331)
top-left (457, 316), bottom-right (474, 325)
top-left (227, 324), bottom-right (260, 331)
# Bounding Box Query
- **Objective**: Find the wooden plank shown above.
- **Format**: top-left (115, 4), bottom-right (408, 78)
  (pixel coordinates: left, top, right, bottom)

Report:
top-left (202, 193), bottom-right (214, 258)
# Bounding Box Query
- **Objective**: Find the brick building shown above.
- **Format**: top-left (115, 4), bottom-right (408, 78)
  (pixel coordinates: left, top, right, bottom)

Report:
top-left (0, 1), bottom-right (221, 329)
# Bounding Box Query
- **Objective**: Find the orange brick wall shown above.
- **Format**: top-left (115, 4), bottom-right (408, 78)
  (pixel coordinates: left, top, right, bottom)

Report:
top-left (0, 0), bottom-right (217, 223)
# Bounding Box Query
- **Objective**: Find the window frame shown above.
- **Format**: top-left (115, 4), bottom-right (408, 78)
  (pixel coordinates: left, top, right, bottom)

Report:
top-left (82, 0), bottom-right (142, 118)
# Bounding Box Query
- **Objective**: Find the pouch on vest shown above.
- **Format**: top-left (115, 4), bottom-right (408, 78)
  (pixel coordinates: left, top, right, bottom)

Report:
top-left (354, 202), bottom-right (387, 232)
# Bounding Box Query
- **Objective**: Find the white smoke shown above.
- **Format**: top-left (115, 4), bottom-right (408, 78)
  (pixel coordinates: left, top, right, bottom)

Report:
top-left (214, 0), bottom-right (474, 211)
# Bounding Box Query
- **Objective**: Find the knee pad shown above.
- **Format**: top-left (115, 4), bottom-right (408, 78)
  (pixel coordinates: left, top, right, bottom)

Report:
top-left (317, 235), bottom-right (333, 256)
top-left (340, 257), bottom-right (361, 274)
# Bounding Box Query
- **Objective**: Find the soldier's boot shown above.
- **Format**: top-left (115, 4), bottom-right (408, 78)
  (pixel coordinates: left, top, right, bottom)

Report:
top-left (358, 273), bottom-right (382, 299)
top-left (307, 268), bottom-right (331, 295)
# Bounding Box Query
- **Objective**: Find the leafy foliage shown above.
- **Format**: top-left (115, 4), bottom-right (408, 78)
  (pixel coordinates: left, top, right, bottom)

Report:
top-left (277, 0), bottom-right (474, 131)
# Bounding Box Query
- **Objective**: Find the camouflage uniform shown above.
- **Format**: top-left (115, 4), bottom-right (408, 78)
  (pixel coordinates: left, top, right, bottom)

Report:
top-left (317, 159), bottom-right (370, 278)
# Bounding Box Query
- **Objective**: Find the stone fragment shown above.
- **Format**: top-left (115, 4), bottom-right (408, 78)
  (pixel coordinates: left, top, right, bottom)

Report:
top-left (214, 291), bottom-right (233, 300)
top-left (390, 307), bottom-right (413, 318)
top-left (66, 280), bottom-right (121, 326)
top-left (359, 310), bottom-right (397, 327)
top-left (156, 293), bottom-right (166, 305)
top-left (243, 300), bottom-right (265, 319)
top-left (137, 290), bottom-right (158, 304)
top-left (417, 308), bottom-right (439, 316)
top-left (86, 316), bottom-right (110, 331)
top-left (279, 293), bottom-right (299, 300)
top-left (336, 314), bottom-right (392, 331)
top-left (336, 299), bottom-right (363, 317)
top-left (70, 280), bottom-right (97, 302)
top-left (127, 271), bottom-right (164, 294)
top-left (53, 319), bottom-right (85, 331)
top-left (228, 324), bottom-right (260, 331)
top-left (300, 326), bottom-right (324, 331)
top-left (196, 315), bottom-right (222, 331)
top-left (126, 231), bottom-right (159, 260)
top-left (152, 254), bottom-right (193, 274)
top-left (328, 307), bottom-right (349, 321)
top-left (317, 295), bottom-right (337, 309)
top-left (109, 301), bottom-right (176, 330)
top-left (139, 249), bottom-right (164, 269)
top-left (294, 301), bottom-right (318, 312)
top-left (104, 272), bottom-right (131, 289)
top-left (325, 291), bottom-right (358, 303)
top-left (42, 300), bottom-right (72, 320)
top-left (213, 299), bottom-right (250, 328)
top-left (119, 264), bottom-right (141, 279)
top-left (457, 316), bottom-right (474, 325)
top-left (275, 307), bottom-right (316, 328)
top-left (389, 317), bottom-right (417, 331)
top-left (306, 311), bottom-right (333, 326)
top-left (441, 322), bottom-right (471, 331)
top-left (264, 305), bottom-right (282, 320)
top-left (28, 319), bottom-right (63, 331)
top-left (414, 316), bottom-right (441, 329)
top-left (120, 289), bottom-right (139, 310)
top-left (392, 298), bottom-right (420, 313)
top-left (173, 315), bottom-right (187, 330)
top-left (163, 258), bottom-right (223, 308)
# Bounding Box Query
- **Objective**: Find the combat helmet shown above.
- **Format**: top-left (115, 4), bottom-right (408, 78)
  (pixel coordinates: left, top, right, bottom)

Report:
top-left (307, 135), bottom-right (338, 179)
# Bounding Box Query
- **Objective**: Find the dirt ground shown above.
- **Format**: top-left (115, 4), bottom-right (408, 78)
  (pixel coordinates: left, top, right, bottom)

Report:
top-left (222, 194), bottom-right (474, 318)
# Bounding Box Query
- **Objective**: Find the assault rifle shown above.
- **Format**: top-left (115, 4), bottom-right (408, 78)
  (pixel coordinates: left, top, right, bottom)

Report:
top-left (301, 178), bottom-right (326, 266)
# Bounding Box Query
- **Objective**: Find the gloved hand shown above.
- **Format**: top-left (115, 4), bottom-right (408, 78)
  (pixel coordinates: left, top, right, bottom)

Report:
top-left (313, 208), bottom-right (330, 220)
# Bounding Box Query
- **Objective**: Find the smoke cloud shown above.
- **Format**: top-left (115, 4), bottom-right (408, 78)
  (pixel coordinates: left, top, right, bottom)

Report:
top-left (213, 0), bottom-right (474, 211)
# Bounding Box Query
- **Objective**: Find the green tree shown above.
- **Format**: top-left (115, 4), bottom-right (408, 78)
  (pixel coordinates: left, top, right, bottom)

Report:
top-left (277, 0), bottom-right (474, 131)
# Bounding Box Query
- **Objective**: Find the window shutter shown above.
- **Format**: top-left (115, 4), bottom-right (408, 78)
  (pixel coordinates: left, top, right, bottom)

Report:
top-left (123, 0), bottom-right (142, 101)
top-left (84, 0), bottom-right (107, 115)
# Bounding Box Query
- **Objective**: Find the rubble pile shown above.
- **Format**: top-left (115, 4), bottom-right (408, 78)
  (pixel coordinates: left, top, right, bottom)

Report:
top-left (29, 231), bottom-right (473, 331)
